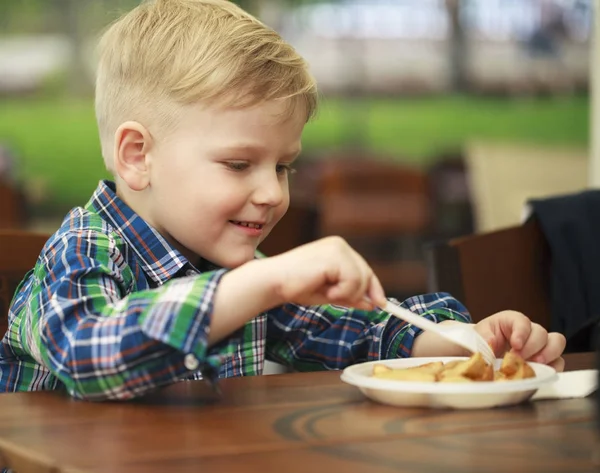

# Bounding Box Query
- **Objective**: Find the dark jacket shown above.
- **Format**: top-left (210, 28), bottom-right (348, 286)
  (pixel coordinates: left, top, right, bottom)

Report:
top-left (529, 190), bottom-right (600, 352)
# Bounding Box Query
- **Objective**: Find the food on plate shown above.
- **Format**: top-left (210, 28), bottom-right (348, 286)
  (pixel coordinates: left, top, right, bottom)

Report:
top-left (498, 351), bottom-right (536, 380)
top-left (371, 352), bottom-right (535, 383)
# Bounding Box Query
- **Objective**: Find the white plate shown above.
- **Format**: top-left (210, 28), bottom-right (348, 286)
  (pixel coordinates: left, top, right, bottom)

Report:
top-left (340, 357), bottom-right (558, 410)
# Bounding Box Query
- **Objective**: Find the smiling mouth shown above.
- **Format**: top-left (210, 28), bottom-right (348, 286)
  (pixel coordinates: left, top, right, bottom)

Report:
top-left (230, 220), bottom-right (264, 230)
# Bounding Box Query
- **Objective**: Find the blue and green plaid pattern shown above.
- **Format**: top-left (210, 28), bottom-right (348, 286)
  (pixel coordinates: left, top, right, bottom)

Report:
top-left (0, 180), bottom-right (471, 400)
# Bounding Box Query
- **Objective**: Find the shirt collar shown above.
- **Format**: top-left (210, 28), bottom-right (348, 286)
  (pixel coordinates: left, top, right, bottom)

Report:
top-left (85, 180), bottom-right (191, 286)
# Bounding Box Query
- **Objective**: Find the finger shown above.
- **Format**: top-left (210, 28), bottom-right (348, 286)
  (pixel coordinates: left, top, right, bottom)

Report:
top-left (323, 248), bottom-right (366, 303)
top-left (498, 311), bottom-right (532, 352)
top-left (518, 323), bottom-right (549, 360)
top-left (529, 332), bottom-right (566, 366)
top-left (548, 356), bottom-right (565, 372)
top-left (333, 274), bottom-right (373, 305)
top-left (325, 276), bottom-right (362, 303)
top-left (325, 240), bottom-right (382, 307)
top-left (352, 250), bottom-right (377, 299)
top-left (354, 298), bottom-right (376, 311)
top-left (490, 336), bottom-right (511, 357)
top-left (342, 249), bottom-right (377, 306)
top-left (366, 273), bottom-right (386, 308)
top-left (474, 325), bottom-right (500, 355)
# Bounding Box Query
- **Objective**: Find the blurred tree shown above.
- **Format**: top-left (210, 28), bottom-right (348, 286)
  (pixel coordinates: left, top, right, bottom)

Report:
top-left (53, 0), bottom-right (92, 95)
top-left (1, 0), bottom-right (330, 96)
top-left (0, 2), bottom-right (14, 31)
top-left (0, 0), bottom-right (47, 33)
top-left (234, 0), bottom-right (329, 17)
top-left (446, 0), bottom-right (468, 92)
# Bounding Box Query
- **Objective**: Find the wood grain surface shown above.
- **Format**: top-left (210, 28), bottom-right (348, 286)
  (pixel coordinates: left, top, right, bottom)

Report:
top-left (0, 353), bottom-right (597, 473)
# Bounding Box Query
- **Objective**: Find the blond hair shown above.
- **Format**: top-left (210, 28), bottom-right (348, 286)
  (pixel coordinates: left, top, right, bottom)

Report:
top-left (95, 0), bottom-right (317, 171)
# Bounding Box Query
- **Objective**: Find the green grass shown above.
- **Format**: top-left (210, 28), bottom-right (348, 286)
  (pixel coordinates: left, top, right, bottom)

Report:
top-left (0, 98), bottom-right (110, 215)
top-left (0, 95), bottom-right (589, 216)
top-left (305, 95), bottom-right (589, 162)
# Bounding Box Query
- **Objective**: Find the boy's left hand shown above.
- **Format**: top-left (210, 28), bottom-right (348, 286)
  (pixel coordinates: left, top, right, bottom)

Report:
top-left (474, 311), bottom-right (566, 371)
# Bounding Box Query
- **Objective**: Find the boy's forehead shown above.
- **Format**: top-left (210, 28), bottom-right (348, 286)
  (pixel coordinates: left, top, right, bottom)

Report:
top-left (193, 98), bottom-right (306, 122)
top-left (169, 99), bottom-right (305, 156)
top-left (176, 99), bottom-right (307, 136)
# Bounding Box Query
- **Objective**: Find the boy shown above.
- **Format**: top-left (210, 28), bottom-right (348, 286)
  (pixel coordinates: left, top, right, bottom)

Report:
top-left (0, 0), bottom-right (565, 401)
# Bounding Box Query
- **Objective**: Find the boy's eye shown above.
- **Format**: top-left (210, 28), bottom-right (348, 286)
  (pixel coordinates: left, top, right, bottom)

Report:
top-left (225, 162), bottom-right (249, 172)
top-left (276, 163), bottom-right (296, 176)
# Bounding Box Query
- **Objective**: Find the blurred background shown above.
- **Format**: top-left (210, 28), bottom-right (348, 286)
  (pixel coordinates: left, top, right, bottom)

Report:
top-left (0, 0), bottom-right (592, 300)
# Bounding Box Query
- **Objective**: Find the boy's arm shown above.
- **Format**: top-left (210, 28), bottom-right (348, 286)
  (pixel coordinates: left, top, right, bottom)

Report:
top-left (13, 231), bottom-right (279, 401)
top-left (265, 293), bottom-right (471, 370)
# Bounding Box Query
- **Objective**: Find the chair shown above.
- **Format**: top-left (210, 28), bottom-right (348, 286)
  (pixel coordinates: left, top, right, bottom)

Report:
top-left (427, 155), bottom-right (475, 241)
top-left (317, 159), bottom-right (432, 298)
top-left (0, 230), bottom-right (49, 336)
top-left (258, 202), bottom-right (317, 256)
top-left (425, 219), bottom-right (552, 329)
top-left (0, 183), bottom-right (27, 229)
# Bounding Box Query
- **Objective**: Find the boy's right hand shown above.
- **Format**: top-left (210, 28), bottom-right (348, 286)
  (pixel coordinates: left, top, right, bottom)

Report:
top-left (211, 236), bottom-right (386, 345)
top-left (265, 236), bottom-right (387, 311)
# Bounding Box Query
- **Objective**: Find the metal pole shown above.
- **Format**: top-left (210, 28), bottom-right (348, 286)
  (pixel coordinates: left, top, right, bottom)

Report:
top-left (590, 0), bottom-right (600, 187)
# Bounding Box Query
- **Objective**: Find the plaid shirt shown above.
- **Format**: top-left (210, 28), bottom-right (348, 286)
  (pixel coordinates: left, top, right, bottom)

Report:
top-left (0, 180), bottom-right (471, 401)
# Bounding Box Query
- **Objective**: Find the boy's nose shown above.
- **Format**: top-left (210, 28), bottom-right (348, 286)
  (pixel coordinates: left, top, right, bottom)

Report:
top-left (252, 174), bottom-right (285, 207)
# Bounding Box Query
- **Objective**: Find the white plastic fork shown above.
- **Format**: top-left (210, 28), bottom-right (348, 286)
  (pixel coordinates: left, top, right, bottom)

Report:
top-left (379, 299), bottom-right (497, 365)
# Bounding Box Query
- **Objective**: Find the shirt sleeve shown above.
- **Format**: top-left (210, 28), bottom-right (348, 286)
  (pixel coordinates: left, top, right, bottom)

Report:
top-left (265, 293), bottom-right (471, 371)
top-left (12, 230), bottom-right (233, 401)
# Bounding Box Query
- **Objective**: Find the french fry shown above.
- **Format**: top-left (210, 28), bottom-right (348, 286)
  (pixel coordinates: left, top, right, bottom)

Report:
top-left (443, 360), bottom-right (463, 370)
top-left (371, 352), bottom-right (535, 383)
top-left (494, 370), bottom-right (507, 381)
top-left (372, 369), bottom-right (437, 382)
top-left (437, 353), bottom-right (487, 381)
top-left (373, 364), bottom-right (392, 375)
top-left (480, 363), bottom-right (494, 382)
top-left (510, 361), bottom-right (536, 380)
top-left (405, 361), bottom-right (445, 375)
top-left (500, 351), bottom-right (522, 377)
top-left (438, 376), bottom-right (472, 383)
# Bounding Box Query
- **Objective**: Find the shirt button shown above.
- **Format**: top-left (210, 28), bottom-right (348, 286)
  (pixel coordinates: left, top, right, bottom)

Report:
top-left (184, 354), bottom-right (199, 371)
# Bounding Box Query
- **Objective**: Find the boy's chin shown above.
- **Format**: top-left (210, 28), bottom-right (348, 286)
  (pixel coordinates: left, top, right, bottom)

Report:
top-left (208, 250), bottom-right (257, 270)
top-left (220, 256), bottom-right (255, 269)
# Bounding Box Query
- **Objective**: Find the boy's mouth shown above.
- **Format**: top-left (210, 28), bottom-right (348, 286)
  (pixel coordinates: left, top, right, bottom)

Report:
top-left (230, 220), bottom-right (264, 230)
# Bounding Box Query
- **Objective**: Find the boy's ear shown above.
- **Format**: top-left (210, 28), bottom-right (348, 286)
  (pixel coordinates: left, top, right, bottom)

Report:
top-left (113, 121), bottom-right (153, 191)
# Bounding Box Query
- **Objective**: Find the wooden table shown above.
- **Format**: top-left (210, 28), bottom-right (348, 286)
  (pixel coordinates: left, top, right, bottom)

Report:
top-left (0, 353), bottom-right (597, 473)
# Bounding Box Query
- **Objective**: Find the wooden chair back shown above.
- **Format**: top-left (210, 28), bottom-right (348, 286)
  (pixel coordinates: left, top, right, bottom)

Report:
top-left (426, 219), bottom-right (552, 328)
top-left (318, 159), bottom-right (432, 297)
top-left (0, 183), bottom-right (26, 229)
top-left (0, 230), bottom-right (49, 336)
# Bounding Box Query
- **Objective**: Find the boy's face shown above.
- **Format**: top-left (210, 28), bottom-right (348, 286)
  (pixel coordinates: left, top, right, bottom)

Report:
top-left (144, 99), bottom-right (305, 268)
